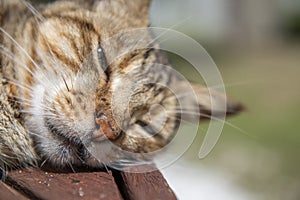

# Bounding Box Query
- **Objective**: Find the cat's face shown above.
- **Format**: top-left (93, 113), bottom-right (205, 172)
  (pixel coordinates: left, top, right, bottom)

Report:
top-left (22, 0), bottom-right (183, 168)
top-left (2, 0), bottom-right (242, 169)
top-left (39, 28), bottom-right (180, 167)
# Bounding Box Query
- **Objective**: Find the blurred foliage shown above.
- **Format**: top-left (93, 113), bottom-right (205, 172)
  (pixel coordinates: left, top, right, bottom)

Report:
top-left (172, 45), bottom-right (300, 200)
top-left (282, 14), bottom-right (300, 39)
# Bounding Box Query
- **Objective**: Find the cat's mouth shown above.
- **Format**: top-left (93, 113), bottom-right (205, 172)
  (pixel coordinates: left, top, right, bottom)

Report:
top-left (43, 105), bottom-right (170, 167)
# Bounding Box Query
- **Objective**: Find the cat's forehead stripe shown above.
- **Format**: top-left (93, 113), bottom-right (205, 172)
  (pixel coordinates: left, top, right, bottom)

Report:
top-left (36, 16), bottom-right (102, 73)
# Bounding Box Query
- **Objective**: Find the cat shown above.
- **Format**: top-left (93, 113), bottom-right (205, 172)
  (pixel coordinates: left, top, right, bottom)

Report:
top-left (0, 0), bottom-right (243, 172)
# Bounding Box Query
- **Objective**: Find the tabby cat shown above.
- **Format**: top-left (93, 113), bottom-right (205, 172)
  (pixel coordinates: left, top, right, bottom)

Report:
top-left (0, 0), bottom-right (242, 172)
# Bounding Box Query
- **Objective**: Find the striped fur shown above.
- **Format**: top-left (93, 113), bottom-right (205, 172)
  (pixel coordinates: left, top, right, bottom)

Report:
top-left (0, 0), bottom-right (242, 170)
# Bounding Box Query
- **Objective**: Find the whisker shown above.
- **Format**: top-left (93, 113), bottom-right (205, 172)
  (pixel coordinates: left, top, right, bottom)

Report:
top-left (0, 167), bottom-right (6, 181)
top-left (40, 157), bottom-right (49, 168)
top-left (74, 152), bottom-right (85, 164)
top-left (168, 115), bottom-right (200, 125)
top-left (0, 28), bottom-right (47, 75)
top-left (0, 28), bottom-right (60, 93)
top-left (22, 0), bottom-right (46, 21)
top-left (62, 76), bottom-right (70, 92)
top-left (68, 161), bottom-right (76, 173)
top-left (0, 46), bottom-right (43, 83)
top-left (28, 9), bottom-right (70, 94)
top-left (95, 158), bottom-right (107, 171)
top-left (128, 30), bottom-right (150, 56)
top-left (0, 46), bottom-right (60, 94)
top-left (30, 132), bottom-right (50, 141)
top-left (123, 17), bottom-right (192, 58)
top-left (6, 79), bottom-right (33, 92)
top-left (103, 163), bottom-right (109, 173)
top-left (166, 91), bottom-right (197, 100)
top-left (20, 113), bottom-right (60, 122)
top-left (15, 101), bottom-right (57, 114)
top-left (8, 99), bottom-right (32, 108)
top-left (19, 111), bottom-right (59, 120)
top-left (9, 93), bottom-right (57, 113)
top-left (146, 16), bottom-right (192, 47)
top-left (10, 94), bottom-right (35, 104)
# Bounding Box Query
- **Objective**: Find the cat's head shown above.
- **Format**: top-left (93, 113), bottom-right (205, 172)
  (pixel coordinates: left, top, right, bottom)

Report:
top-left (20, 0), bottom-right (243, 168)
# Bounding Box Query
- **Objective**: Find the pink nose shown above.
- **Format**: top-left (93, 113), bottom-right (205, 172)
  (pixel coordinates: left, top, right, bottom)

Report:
top-left (93, 113), bottom-right (118, 141)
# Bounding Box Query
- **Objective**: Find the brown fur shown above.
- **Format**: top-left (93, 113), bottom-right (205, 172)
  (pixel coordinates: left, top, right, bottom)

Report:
top-left (0, 0), bottom-right (242, 170)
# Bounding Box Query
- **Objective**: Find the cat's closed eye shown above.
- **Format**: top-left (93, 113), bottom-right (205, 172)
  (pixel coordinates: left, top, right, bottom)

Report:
top-left (97, 44), bottom-right (108, 72)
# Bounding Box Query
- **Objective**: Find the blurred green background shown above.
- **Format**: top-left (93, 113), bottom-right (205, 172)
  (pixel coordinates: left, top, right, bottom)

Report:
top-left (151, 0), bottom-right (300, 199)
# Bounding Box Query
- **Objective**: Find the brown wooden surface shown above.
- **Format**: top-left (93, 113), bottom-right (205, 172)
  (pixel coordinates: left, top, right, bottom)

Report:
top-left (6, 168), bottom-right (123, 200)
top-left (0, 181), bottom-right (29, 200)
top-left (1, 166), bottom-right (177, 200)
top-left (118, 165), bottom-right (177, 200)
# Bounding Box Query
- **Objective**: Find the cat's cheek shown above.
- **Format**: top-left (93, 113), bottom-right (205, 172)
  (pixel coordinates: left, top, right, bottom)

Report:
top-left (30, 84), bottom-right (46, 115)
top-left (35, 138), bottom-right (85, 168)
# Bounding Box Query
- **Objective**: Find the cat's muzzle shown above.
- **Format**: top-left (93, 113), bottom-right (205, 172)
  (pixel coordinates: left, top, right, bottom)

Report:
top-left (92, 112), bottom-right (120, 141)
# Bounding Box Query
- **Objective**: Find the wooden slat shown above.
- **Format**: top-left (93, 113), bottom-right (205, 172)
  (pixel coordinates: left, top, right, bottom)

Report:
top-left (117, 165), bottom-right (177, 200)
top-left (6, 168), bottom-right (123, 200)
top-left (0, 181), bottom-right (29, 200)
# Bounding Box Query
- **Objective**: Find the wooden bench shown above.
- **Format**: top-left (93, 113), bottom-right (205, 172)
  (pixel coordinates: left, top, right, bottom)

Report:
top-left (0, 166), bottom-right (177, 200)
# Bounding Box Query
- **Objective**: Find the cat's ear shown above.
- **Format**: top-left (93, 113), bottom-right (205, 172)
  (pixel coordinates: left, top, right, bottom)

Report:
top-left (94, 0), bottom-right (151, 26)
top-left (100, 0), bottom-right (151, 15)
top-left (122, 0), bottom-right (152, 17)
top-left (190, 84), bottom-right (244, 119)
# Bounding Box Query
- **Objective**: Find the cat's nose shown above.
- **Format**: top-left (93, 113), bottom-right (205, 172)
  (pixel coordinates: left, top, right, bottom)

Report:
top-left (93, 112), bottom-right (119, 141)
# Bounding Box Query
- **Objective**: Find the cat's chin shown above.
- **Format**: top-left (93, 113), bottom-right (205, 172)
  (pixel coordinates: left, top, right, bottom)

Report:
top-left (85, 138), bottom-right (160, 169)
